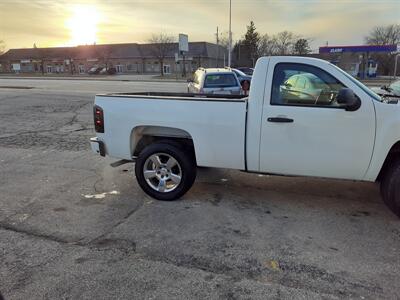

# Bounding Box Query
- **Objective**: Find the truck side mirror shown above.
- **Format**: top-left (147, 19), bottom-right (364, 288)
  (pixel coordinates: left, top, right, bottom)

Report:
top-left (336, 88), bottom-right (361, 111)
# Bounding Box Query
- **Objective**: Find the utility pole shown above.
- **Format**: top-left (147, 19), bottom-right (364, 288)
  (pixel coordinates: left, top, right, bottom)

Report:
top-left (394, 53), bottom-right (399, 80)
top-left (216, 26), bottom-right (219, 68)
top-left (228, 0), bottom-right (232, 67)
top-left (182, 52), bottom-right (186, 77)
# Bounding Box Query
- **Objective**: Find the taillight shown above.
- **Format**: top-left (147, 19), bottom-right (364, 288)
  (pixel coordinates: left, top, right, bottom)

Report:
top-left (94, 105), bottom-right (104, 133)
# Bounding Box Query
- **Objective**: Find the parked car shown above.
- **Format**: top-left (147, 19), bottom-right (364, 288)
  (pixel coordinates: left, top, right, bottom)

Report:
top-left (231, 68), bottom-right (252, 84)
top-left (90, 56), bottom-right (400, 218)
top-left (107, 67), bottom-right (117, 75)
top-left (88, 66), bottom-right (103, 75)
top-left (237, 67), bottom-right (254, 75)
top-left (187, 68), bottom-right (241, 95)
top-left (371, 79), bottom-right (400, 97)
top-left (99, 67), bottom-right (117, 75)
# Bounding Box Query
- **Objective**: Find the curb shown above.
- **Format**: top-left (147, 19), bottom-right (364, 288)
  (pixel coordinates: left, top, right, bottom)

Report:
top-left (0, 76), bottom-right (187, 83)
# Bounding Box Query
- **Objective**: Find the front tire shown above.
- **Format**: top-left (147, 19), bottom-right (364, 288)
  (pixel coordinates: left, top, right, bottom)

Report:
top-left (135, 142), bottom-right (196, 201)
top-left (381, 158), bottom-right (400, 218)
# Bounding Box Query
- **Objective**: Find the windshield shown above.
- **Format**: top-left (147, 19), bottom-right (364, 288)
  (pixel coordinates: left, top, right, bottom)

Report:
top-left (204, 74), bottom-right (238, 88)
top-left (332, 63), bottom-right (382, 101)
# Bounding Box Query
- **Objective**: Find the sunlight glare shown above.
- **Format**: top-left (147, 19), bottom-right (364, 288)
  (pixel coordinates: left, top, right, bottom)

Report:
top-left (66, 5), bottom-right (100, 45)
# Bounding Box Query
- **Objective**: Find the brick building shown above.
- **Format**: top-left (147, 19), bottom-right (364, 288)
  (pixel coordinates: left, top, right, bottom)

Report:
top-left (0, 42), bottom-right (228, 74)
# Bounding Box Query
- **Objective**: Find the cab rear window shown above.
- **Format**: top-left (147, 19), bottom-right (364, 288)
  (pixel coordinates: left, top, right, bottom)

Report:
top-left (204, 74), bottom-right (238, 88)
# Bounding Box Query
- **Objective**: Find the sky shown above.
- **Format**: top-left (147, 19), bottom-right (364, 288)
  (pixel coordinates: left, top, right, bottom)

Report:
top-left (0, 0), bottom-right (399, 52)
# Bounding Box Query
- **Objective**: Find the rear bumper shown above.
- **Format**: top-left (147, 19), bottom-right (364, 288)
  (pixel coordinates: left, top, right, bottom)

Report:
top-left (90, 137), bottom-right (105, 157)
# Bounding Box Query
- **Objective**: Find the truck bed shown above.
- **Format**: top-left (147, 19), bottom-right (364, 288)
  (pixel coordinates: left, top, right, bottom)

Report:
top-left (95, 92), bottom-right (248, 169)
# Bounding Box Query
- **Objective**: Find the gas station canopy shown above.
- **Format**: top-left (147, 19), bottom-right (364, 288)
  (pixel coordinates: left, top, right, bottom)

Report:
top-left (319, 44), bottom-right (399, 54)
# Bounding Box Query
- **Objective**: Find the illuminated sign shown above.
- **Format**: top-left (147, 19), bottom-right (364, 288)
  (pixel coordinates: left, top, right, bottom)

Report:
top-left (320, 45), bottom-right (397, 54)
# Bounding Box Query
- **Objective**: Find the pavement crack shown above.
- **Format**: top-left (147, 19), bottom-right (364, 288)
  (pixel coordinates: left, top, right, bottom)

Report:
top-left (0, 222), bottom-right (75, 245)
top-left (65, 101), bottom-right (90, 126)
top-left (86, 200), bottom-right (145, 245)
top-left (0, 220), bottom-right (138, 254)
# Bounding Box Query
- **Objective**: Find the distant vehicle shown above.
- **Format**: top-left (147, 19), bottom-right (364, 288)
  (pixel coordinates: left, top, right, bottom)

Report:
top-left (237, 67), bottom-right (254, 76)
top-left (281, 73), bottom-right (336, 105)
top-left (187, 68), bottom-right (242, 95)
top-left (90, 56), bottom-right (400, 218)
top-left (99, 67), bottom-right (117, 75)
top-left (371, 79), bottom-right (400, 97)
top-left (231, 68), bottom-right (252, 84)
top-left (88, 67), bottom-right (103, 75)
top-left (107, 67), bottom-right (117, 75)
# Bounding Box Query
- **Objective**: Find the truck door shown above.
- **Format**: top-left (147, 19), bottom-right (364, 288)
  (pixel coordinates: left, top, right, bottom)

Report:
top-left (259, 58), bottom-right (376, 180)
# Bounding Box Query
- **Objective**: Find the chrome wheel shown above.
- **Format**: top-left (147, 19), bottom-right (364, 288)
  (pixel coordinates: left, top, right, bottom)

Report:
top-left (143, 153), bottom-right (182, 193)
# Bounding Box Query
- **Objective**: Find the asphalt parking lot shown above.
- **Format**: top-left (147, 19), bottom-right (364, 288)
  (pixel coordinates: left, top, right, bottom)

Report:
top-left (0, 79), bottom-right (399, 300)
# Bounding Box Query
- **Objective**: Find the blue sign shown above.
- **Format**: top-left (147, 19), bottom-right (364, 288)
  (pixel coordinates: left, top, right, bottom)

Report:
top-left (319, 45), bottom-right (398, 54)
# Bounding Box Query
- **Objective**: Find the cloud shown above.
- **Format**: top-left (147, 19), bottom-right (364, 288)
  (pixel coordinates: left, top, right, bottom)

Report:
top-left (0, 0), bottom-right (399, 49)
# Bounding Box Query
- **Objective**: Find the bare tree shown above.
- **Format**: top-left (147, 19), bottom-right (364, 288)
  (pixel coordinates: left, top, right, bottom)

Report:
top-left (148, 33), bottom-right (176, 76)
top-left (365, 24), bottom-right (400, 75)
top-left (275, 31), bottom-right (297, 55)
top-left (365, 24), bottom-right (400, 45)
top-left (218, 31), bottom-right (230, 50)
top-left (217, 31), bottom-right (230, 67)
top-left (258, 34), bottom-right (277, 56)
top-left (258, 32), bottom-right (311, 57)
top-left (293, 38), bottom-right (312, 55)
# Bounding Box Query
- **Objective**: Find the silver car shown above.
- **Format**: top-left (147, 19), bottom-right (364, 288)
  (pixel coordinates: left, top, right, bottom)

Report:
top-left (187, 68), bottom-right (242, 95)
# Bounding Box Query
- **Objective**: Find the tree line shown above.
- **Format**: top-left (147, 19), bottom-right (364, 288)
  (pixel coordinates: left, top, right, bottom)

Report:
top-left (231, 21), bottom-right (400, 74)
top-left (232, 21), bottom-right (312, 67)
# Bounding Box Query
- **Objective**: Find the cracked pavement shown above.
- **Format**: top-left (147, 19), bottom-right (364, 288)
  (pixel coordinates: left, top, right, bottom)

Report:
top-left (0, 79), bottom-right (399, 299)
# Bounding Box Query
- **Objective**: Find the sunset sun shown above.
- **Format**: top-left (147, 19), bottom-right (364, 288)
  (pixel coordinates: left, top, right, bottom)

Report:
top-left (66, 5), bottom-right (100, 45)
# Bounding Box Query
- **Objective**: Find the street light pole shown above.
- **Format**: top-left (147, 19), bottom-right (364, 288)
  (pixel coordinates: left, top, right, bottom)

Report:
top-left (394, 53), bottom-right (400, 80)
top-left (228, 0), bottom-right (232, 67)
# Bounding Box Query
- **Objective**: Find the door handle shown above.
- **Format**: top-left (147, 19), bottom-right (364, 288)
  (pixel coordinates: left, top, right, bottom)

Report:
top-left (267, 117), bottom-right (294, 123)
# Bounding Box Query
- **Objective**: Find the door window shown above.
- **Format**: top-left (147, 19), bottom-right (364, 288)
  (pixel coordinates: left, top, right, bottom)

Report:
top-left (116, 65), bottom-right (124, 73)
top-left (271, 63), bottom-right (346, 107)
top-left (163, 64), bottom-right (171, 74)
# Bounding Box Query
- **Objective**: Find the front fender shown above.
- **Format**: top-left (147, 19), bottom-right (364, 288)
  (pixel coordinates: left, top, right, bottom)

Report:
top-left (364, 101), bottom-right (400, 181)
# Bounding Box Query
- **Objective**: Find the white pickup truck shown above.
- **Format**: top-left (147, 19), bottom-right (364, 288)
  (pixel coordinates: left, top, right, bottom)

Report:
top-left (90, 56), bottom-right (400, 218)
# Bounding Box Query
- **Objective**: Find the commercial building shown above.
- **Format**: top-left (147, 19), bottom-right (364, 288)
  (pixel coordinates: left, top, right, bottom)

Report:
top-left (0, 42), bottom-right (227, 74)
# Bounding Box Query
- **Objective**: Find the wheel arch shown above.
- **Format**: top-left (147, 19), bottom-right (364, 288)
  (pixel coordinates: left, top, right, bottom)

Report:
top-left (376, 141), bottom-right (400, 182)
top-left (131, 125), bottom-right (196, 160)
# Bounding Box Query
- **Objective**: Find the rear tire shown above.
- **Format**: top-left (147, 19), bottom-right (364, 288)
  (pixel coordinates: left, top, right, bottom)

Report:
top-left (135, 142), bottom-right (196, 201)
top-left (380, 158), bottom-right (400, 217)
